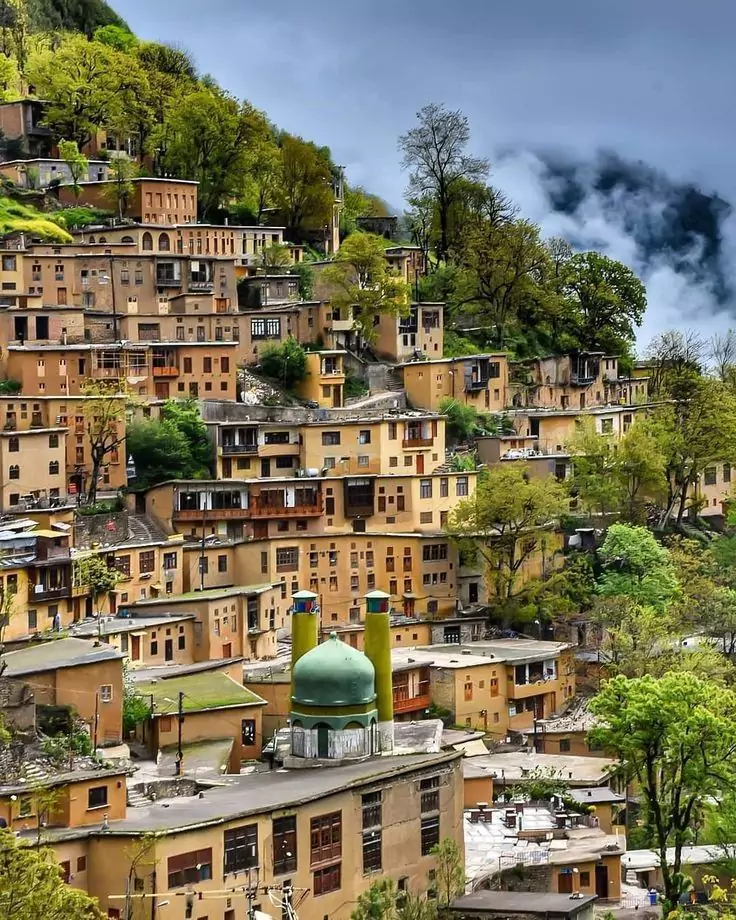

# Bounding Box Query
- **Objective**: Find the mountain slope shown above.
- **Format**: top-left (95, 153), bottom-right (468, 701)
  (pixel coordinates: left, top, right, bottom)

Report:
top-left (28, 0), bottom-right (128, 35)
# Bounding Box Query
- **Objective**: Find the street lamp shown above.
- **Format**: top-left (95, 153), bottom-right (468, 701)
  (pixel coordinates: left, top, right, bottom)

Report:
top-left (126, 455), bottom-right (137, 482)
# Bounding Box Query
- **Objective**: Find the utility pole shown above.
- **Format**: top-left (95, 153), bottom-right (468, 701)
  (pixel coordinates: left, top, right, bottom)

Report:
top-left (109, 256), bottom-right (119, 343)
top-left (93, 690), bottom-right (99, 750)
top-left (199, 503), bottom-right (207, 592)
top-left (175, 691), bottom-right (184, 775)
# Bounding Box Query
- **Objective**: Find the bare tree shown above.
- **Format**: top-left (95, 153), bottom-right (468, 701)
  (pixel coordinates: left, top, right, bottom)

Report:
top-left (399, 103), bottom-right (488, 264)
top-left (646, 329), bottom-right (705, 396)
top-left (710, 329), bottom-right (736, 382)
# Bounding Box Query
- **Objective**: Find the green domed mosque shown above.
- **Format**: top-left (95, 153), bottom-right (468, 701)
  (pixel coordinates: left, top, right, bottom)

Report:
top-left (289, 590), bottom-right (395, 760)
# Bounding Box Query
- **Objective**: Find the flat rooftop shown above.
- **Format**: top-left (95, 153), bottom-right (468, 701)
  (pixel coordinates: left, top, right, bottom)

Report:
top-left (34, 750), bottom-right (460, 839)
top-left (126, 583), bottom-right (276, 607)
top-left (450, 891), bottom-right (598, 916)
top-left (1, 637), bottom-right (124, 675)
top-left (401, 639), bottom-right (570, 667)
top-left (462, 751), bottom-right (616, 785)
top-left (69, 614), bottom-right (196, 638)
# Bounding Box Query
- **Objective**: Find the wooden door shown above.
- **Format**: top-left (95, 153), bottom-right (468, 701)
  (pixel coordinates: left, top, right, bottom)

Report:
top-left (416, 454), bottom-right (424, 474)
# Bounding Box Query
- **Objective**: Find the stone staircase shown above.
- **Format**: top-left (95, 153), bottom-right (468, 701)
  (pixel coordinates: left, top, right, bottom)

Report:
top-left (126, 786), bottom-right (150, 808)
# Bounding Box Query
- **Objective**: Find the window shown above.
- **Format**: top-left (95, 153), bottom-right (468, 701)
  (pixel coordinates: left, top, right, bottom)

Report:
top-left (8, 464), bottom-right (19, 480)
top-left (276, 547), bottom-right (299, 572)
top-left (464, 681), bottom-right (473, 701)
top-left (580, 871), bottom-right (591, 887)
top-left (115, 554), bottom-right (131, 576)
top-left (321, 431), bottom-right (341, 446)
top-left (77, 855), bottom-right (87, 872)
top-left (18, 795), bottom-right (32, 817)
top-left (273, 816), bottom-right (297, 874)
top-left (224, 824), bottom-right (258, 874)
top-left (100, 685), bottom-right (113, 703)
top-left (358, 430), bottom-right (371, 444)
top-left (251, 317), bottom-right (281, 339)
top-left (203, 356), bottom-right (212, 374)
top-left (421, 776), bottom-right (440, 813)
top-left (601, 418), bottom-right (614, 434)
top-left (218, 554), bottom-right (228, 573)
top-left (420, 479), bottom-right (432, 499)
top-left (49, 461), bottom-right (59, 475)
top-left (88, 785), bottom-right (108, 809)
top-left (456, 476), bottom-right (468, 496)
top-left (420, 512), bottom-right (433, 524)
top-left (423, 544), bottom-right (448, 561)
top-left (440, 477), bottom-right (448, 498)
top-left (163, 552), bottom-right (177, 570)
top-left (725, 463), bottom-right (732, 483)
top-left (8, 436), bottom-right (18, 452)
top-left (139, 550), bottom-right (155, 573)
top-left (49, 434), bottom-right (59, 448)
top-left (27, 609), bottom-right (37, 630)
top-left (559, 739), bottom-right (571, 753)
top-left (241, 719), bottom-right (256, 746)
top-left (183, 357), bottom-right (193, 374)
top-left (362, 791), bottom-right (382, 830)
top-left (310, 812), bottom-right (341, 866)
top-left (705, 467), bottom-right (718, 486)
top-left (313, 864), bottom-right (341, 896)
top-left (167, 849), bottom-right (213, 888)
top-left (362, 830), bottom-right (382, 873)
top-left (420, 816), bottom-right (440, 855)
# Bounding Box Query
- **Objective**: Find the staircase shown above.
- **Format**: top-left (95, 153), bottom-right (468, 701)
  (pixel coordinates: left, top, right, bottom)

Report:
top-left (126, 786), bottom-right (150, 808)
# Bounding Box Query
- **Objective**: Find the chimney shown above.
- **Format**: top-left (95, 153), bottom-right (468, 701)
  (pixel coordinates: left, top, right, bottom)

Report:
top-left (363, 590), bottom-right (394, 752)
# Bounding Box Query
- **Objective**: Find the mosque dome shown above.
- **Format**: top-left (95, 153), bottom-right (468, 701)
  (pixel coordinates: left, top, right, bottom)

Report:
top-left (292, 633), bottom-right (376, 708)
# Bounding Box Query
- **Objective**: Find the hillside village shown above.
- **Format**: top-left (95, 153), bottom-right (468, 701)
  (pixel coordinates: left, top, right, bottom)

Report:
top-left (1, 5), bottom-right (736, 920)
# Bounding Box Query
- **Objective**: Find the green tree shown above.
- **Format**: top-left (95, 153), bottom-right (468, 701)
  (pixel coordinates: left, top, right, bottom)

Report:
top-left (93, 24), bottom-right (138, 52)
top-left (160, 399), bottom-right (212, 474)
top-left (439, 398), bottom-right (499, 445)
top-left (649, 375), bottom-right (736, 526)
top-left (454, 218), bottom-right (547, 346)
top-left (58, 139), bottom-right (88, 203)
top-left (241, 139), bottom-right (282, 224)
top-left (589, 673), bottom-right (736, 913)
top-left (0, 581), bottom-right (16, 655)
top-left (275, 135), bottom-right (334, 241)
top-left (156, 87), bottom-right (269, 220)
top-left (0, 50), bottom-right (18, 98)
top-left (127, 419), bottom-right (208, 490)
top-left (341, 183), bottom-right (390, 235)
top-left (351, 878), bottom-right (398, 920)
top-left (122, 663), bottom-right (151, 735)
top-left (322, 232), bottom-right (409, 342)
top-left (105, 155), bottom-right (136, 220)
top-left (447, 465), bottom-right (568, 602)
top-left (399, 103), bottom-right (488, 263)
top-left (597, 523), bottom-right (677, 610)
top-left (562, 252), bottom-right (647, 353)
top-left (259, 337), bottom-right (307, 389)
top-left (431, 837), bottom-right (465, 910)
top-left (80, 380), bottom-right (128, 506)
top-left (75, 554), bottom-right (122, 624)
top-left (0, 826), bottom-right (103, 918)
top-left (26, 35), bottom-right (149, 149)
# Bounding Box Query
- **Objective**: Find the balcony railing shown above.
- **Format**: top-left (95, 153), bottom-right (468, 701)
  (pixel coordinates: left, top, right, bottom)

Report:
top-left (393, 692), bottom-right (431, 714)
top-left (221, 442), bottom-right (258, 454)
top-left (189, 281), bottom-right (214, 292)
top-left (173, 506), bottom-right (249, 520)
top-left (402, 437), bottom-right (432, 449)
top-left (152, 366), bottom-right (179, 377)
top-left (28, 584), bottom-right (70, 602)
top-left (467, 378), bottom-right (490, 391)
top-left (246, 497), bottom-right (322, 518)
top-left (156, 277), bottom-right (182, 287)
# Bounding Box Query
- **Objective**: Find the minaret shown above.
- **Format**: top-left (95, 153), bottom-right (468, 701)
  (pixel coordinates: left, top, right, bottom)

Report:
top-left (363, 590), bottom-right (394, 752)
top-left (291, 590), bottom-right (319, 670)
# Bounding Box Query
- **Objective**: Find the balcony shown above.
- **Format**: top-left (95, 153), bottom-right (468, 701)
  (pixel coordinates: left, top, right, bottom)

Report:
top-left (393, 692), bottom-right (431, 715)
top-left (467, 377), bottom-right (490, 391)
top-left (221, 442), bottom-right (258, 455)
top-left (246, 496), bottom-right (322, 518)
top-left (173, 506), bottom-right (249, 520)
top-left (156, 276), bottom-right (182, 288)
top-left (402, 437), bottom-right (433, 449)
top-left (152, 365), bottom-right (179, 377)
top-left (188, 280), bottom-right (214, 292)
top-left (28, 584), bottom-right (70, 603)
top-left (331, 317), bottom-right (354, 332)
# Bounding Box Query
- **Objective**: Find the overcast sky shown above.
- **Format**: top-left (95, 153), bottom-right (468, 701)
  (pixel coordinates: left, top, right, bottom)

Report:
top-left (115, 0), bottom-right (736, 347)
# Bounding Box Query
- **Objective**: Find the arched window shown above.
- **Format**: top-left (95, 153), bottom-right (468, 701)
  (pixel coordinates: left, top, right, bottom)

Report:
top-left (142, 232), bottom-right (153, 251)
top-left (8, 465), bottom-right (19, 480)
top-left (158, 232), bottom-right (171, 252)
top-left (49, 461), bottom-right (59, 475)
top-left (98, 236), bottom-right (107, 243)
top-left (88, 235), bottom-right (96, 244)
top-left (121, 235), bottom-right (134, 244)
top-left (8, 437), bottom-right (19, 452)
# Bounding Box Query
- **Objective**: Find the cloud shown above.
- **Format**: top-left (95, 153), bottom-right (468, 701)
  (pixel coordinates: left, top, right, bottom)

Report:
top-left (492, 148), bottom-right (736, 349)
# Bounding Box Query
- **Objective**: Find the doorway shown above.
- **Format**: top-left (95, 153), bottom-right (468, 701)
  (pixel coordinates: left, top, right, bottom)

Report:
top-left (595, 864), bottom-right (609, 898)
top-left (164, 639), bottom-right (173, 661)
top-left (558, 872), bottom-right (573, 894)
top-left (222, 642), bottom-right (232, 658)
top-left (261, 459), bottom-right (271, 477)
top-left (317, 724), bottom-right (329, 758)
top-left (131, 635), bottom-right (141, 661)
top-left (416, 454), bottom-right (424, 474)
